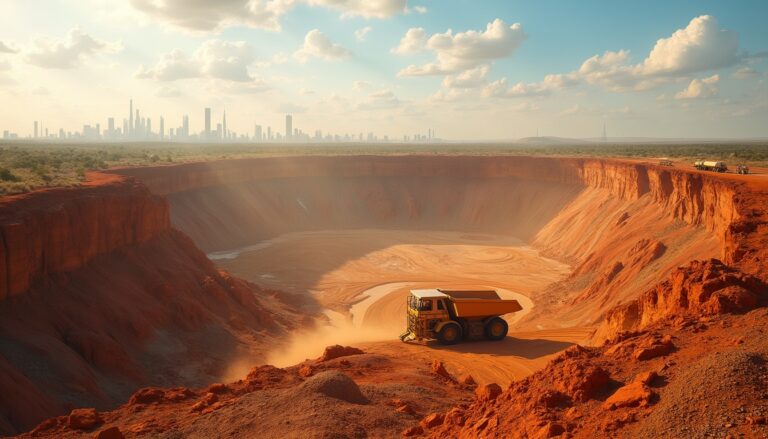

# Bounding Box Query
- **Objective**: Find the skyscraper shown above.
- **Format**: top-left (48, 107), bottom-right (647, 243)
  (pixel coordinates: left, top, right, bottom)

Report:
top-left (255, 124), bottom-right (262, 141)
top-left (129, 99), bottom-right (133, 137)
top-left (222, 110), bottom-right (227, 140)
top-left (285, 114), bottom-right (292, 140)
top-left (159, 117), bottom-right (164, 139)
top-left (108, 117), bottom-right (114, 138)
top-left (34, 121), bottom-right (38, 138)
top-left (204, 108), bottom-right (211, 140)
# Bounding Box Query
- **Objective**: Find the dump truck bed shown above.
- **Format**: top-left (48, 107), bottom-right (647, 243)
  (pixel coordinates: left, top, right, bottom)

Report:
top-left (439, 289), bottom-right (523, 318)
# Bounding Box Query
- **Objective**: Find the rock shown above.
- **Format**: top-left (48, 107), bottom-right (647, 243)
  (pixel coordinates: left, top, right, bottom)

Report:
top-left (402, 425), bottom-right (424, 437)
top-left (460, 374), bottom-right (477, 386)
top-left (68, 408), bottom-right (103, 430)
top-left (747, 416), bottom-right (766, 425)
top-left (537, 390), bottom-right (571, 408)
top-left (396, 403), bottom-right (416, 415)
top-left (537, 422), bottom-right (565, 438)
top-left (299, 371), bottom-right (368, 404)
top-left (633, 339), bottom-right (674, 361)
top-left (635, 371), bottom-right (658, 385)
top-left (420, 413), bottom-right (445, 429)
top-left (444, 407), bottom-right (465, 426)
top-left (603, 380), bottom-right (654, 410)
top-left (128, 388), bottom-right (166, 405)
top-left (298, 364), bottom-right (314, 377)
top-left (205, 383), bottom-right (229, 394)
top-left (430, 360), bottom-right (455, 381)
top-left (93, 426), bottom-right (124, 439)
top-left (475, 383), bottom-right (502, 402)
top-left (318, 345), bottom-right (364, 362)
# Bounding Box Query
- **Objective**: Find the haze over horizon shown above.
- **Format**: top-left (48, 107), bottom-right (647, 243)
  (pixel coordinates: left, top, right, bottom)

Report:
top-left (1, 0), bottom-right (767, 140)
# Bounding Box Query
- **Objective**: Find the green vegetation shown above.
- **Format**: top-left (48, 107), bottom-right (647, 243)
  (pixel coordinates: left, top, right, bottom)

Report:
top-left (1, 140), bottom-right (767, 195)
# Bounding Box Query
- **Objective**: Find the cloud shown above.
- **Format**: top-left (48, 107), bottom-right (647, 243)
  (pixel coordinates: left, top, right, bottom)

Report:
top-left (442, 65), bottom-right (490, 89)
top-left (396, 19), bottom-right (526, 75)
top-left (307, 0), bottom-right (407, 19)
top-left (675, 74), bottom-right (720, 99)
top-left (0, 41), bottom-right (17, 54)
top-left (137, 40), bottom-right (257, 82)
top-left (479, 15), bottom-right (746, 98)
top-left (355, 26), bottom-right (372, 42)
top-left (352, 80), bottom-right (372, 91)
top-left (406, 5), bottom-right (427, 14)
top-left (732, 67), bottom-right (760, 80)
top-left (640, 16), bottom-right (739, 76)
top-left (577, 15), bottom-right (741, 91)
top-left (22, 27), bottom-right (121, 69)
top-left (481, 73), bottom-right (579, 98)
top-left (294, 29), bottom-right (352, 62)
top-left (392, 27), bottom-right (427, 54)
top-left (356, 88), bottom-right (405, 110)
top-left (129, 0), bottom-right (295, 32)
top-left (129, 0), bottom-right (409, 32)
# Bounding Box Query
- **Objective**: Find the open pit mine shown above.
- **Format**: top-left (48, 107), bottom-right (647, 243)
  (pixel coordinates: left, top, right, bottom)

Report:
top-left (1, 155), bottom-right (767, 438)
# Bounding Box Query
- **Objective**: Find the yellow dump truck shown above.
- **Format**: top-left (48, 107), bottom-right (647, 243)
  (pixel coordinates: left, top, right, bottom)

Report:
top-left (399, 289), bottom-right (522, 345)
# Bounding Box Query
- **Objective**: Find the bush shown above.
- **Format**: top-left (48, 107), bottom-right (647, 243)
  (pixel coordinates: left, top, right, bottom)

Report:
top-left (0, 168), bottom-right (19, 182)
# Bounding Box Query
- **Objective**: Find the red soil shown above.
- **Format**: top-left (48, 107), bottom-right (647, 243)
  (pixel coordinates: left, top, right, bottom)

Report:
top-left (0, 175), bottom-right (307, 435)
top-left (3, 155), bottom-right (768, 437)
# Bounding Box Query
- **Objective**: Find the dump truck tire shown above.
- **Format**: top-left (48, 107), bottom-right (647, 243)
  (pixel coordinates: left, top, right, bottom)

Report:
top-left (484, 317), bottom-right (508, 341)
top-left (437, 322), bottom-right (462, 345)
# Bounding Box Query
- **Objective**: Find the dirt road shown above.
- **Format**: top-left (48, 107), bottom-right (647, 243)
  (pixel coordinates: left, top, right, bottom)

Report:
top-left (216, 229), bottom-right (588, 385)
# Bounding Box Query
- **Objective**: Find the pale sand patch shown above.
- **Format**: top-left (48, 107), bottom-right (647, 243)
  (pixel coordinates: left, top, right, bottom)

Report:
top-left (216, 229), bottom-right (585, 383)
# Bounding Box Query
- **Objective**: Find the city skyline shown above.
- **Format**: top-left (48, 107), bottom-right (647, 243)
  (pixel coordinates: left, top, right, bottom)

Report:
top-left (1, 1), bottom-right (767, 139)
top-left (3, 99), bottom-right (439, 143)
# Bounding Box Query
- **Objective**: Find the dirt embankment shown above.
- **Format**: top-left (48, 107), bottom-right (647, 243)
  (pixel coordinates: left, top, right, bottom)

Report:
top-left (0, 174), bottom-right (306, 436)
top-left (115, 155), bottom-right (739, 328)
top-left (5, 155), bottom-right (766, 437)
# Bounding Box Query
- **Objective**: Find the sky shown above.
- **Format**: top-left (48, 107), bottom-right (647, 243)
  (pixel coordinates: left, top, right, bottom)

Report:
top-left (0, 0), bottom-right (767, 140)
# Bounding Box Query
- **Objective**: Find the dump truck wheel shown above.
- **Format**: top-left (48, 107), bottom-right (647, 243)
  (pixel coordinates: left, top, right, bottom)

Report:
top-left (484, 317), bottom-right (508, 341)
top-left (437, 322), bottom-right (462, 345)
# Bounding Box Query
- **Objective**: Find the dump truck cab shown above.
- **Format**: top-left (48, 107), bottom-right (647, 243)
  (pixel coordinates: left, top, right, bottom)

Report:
top-left (399, 288), bottom-right (522, 345)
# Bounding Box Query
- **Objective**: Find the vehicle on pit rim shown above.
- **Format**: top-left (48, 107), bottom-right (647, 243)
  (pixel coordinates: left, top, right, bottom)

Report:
top-left (737, 164), bottom-right (750, 175)
top-left (694, 160), bottom-right (728, 172)
top-left (399, 289), bottom-right (522, 345)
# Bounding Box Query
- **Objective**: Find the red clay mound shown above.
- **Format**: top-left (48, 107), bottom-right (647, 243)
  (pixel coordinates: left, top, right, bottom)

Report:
top-left (20, 347), bottom-right (473, 439)
top-left (0, 177), bottom-right (307, 436)
top-left (318, 345), bottom-right (364, 362)
top-left (595, 259), bottom-right (766, 342)
top-left (419, 309), bottom-right (768, 438)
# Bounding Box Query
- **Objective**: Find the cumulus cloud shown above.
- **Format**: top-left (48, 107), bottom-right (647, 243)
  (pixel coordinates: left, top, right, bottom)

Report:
top-left (675, 74), bottom-right (720, 99)
top-left (137, 40), bottom-right (257, 82)
top-left (0, 41), bottom-right (17, 53)
top-left (481, 73), bottom-right (579, 98)
top-left (355, 26), bottom-right (372, 42)
top-left (294, 29), bottom-right (352, 62)
top-left (22, 27), bottom-right (121, 69)
top-left (130, 0), bottom-right (409, 32)
top-left (640, 16), bottom-right (739, 76)
top-left (356, 88), bottom-right (405, 110)
top-left (442, 65), bottom-right (490, 89)
top-left (307, 0), bottom-right (407, 18)
top-left (577, 15), bottom-right (741, 91)
top-left (481, 15), bottom-right (746, 98)
top-left (392, 27), bottom-right (427, 54)
top-left (396, 19), bottom-right (526, 75)
top-left (129, 0), bottom-right (295, 32)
